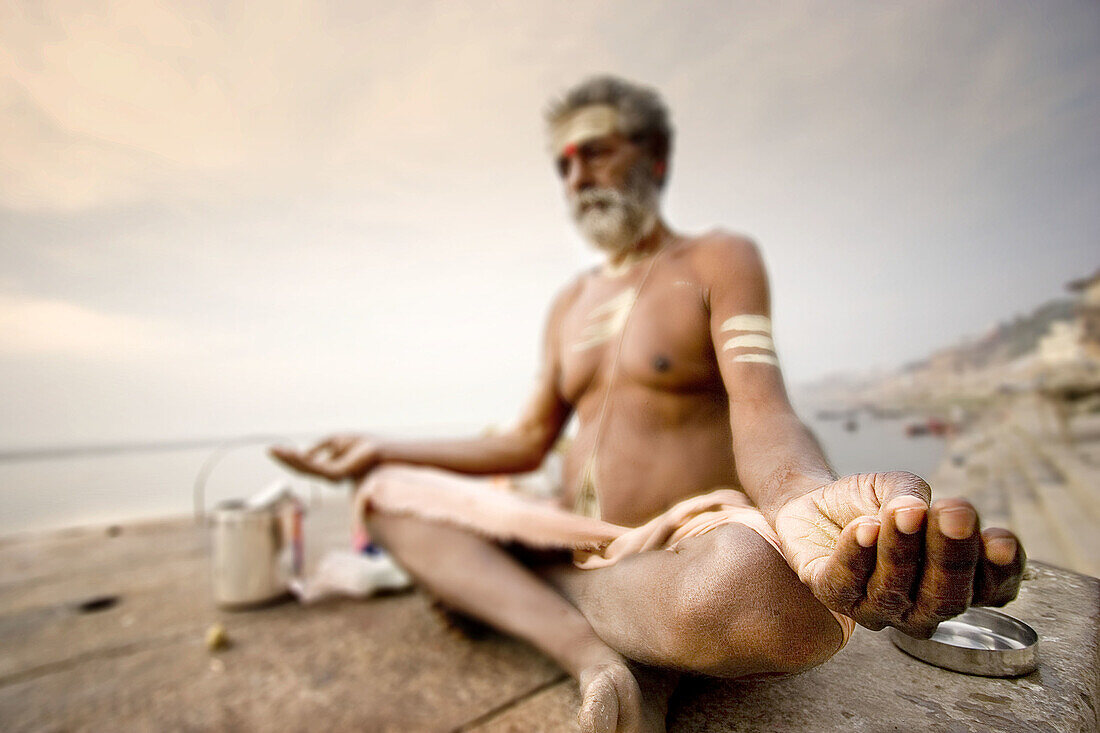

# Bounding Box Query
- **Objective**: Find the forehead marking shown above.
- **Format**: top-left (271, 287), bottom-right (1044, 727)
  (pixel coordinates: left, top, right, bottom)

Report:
top-left (551, 104), bottom-right (621, 156)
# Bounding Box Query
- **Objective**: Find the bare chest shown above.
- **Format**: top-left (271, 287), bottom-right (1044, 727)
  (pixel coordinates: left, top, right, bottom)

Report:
top-left (557, 273), bottom-right (718, 404)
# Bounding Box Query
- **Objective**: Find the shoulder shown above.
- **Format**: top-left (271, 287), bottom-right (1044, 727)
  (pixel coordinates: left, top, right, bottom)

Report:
top-left (681, 229), bottom-right (766, 285)
top-left (688, 228), bottom-right (763, 268)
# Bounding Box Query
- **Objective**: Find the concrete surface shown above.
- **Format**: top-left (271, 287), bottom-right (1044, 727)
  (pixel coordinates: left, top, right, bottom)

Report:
top-left (0, 502), bottom-right (1097, 732)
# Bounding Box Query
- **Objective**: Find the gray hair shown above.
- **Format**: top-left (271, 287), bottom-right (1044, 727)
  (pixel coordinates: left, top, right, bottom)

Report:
top-left (545, 76), bottom-right (673, 164)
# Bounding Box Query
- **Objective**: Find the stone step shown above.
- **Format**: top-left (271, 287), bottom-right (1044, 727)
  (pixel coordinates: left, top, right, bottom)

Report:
top-left (973, 461), bottom-right (1013, 530)
top-left (931, 437), bottom-right (996, 506)
top-left (1027, 438), bottom-right (1100, 521)
top-left (1004, 433), bottom-right (1100, 576)
top-left (995, 441), bottom-right (1068, 568)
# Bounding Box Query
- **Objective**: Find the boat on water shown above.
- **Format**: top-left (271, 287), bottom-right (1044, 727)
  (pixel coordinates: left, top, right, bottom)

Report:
top-left (905, 417), bottom-right (954, 438)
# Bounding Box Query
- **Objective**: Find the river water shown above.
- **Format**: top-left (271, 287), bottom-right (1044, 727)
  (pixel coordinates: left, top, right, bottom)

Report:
top-left (806, 414), bottom-right (945, 481)
top-left (0, 416), bottom-right (945, 537)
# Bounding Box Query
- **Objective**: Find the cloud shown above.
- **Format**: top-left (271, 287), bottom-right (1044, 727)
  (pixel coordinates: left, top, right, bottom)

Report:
top-left (0, 0), bottom-right (621, 212)
top-left (0, 292), bottom-right (185, 359)
top-left (0, 0), bottom-right (1097, 447)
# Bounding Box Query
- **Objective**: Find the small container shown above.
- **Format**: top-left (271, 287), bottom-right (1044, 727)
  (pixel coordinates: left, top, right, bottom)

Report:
top-left (211, 499), bottom-right (293, 609)
top-left (889, 607), bottom-right (1039, 677)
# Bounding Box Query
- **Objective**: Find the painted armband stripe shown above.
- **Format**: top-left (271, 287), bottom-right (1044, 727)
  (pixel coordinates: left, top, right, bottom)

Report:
top-left (718, 314), bottom-right (778, 367)
top-left (730, 353), bottom-right (779, 366)
top-left (719, 314), bottom-right (771, 333)
top-left (721, 334), bottom-right (775, 351)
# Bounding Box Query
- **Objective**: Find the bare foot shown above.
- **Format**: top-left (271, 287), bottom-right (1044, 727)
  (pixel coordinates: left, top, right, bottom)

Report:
top-left (578, 659), bottom-right (668, 733)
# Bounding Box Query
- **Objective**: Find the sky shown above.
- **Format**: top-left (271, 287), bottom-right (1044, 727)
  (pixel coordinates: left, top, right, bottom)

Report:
top-left (1, 0), bottom-right (1098, 449)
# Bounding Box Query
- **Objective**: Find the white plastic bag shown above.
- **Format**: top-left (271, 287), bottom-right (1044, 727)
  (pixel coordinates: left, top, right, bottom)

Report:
top-left (289, 549), bottom-right (412, 604)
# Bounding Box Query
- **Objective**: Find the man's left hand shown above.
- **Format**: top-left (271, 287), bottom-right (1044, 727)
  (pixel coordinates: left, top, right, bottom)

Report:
top-left (269, 434), bottom-right (382, 483)
top-left (774, 471), bottom-right (1025, 637)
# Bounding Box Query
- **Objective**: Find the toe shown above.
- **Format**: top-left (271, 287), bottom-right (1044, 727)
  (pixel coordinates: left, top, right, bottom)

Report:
top-left (578, 671), bottom-right (618, 733)
top-left (578, 662), bottom-right (643, 733)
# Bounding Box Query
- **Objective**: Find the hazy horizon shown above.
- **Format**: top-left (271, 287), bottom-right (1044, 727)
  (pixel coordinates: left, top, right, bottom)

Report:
top-left (2, 1), bottom-right (1098, 450)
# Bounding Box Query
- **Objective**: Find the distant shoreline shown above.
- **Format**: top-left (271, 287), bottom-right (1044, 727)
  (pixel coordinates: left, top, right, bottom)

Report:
top-left (0, 433), bottom-right (310, 464)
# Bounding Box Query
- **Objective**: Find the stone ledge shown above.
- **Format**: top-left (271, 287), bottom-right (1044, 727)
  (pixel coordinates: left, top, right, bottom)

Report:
top-left (0, 504), bottom-right (1095, 732)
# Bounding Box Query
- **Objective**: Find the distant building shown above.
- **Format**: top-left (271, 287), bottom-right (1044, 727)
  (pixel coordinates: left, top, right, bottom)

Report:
top-left (1067, 269), bottom-right (1100, 361)
top-left (1038, 320), bottom-right (1087, 366)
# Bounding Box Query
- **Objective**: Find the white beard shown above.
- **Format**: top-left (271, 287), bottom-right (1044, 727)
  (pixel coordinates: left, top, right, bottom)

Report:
top-left (569, 164), bottom-right (660, 255)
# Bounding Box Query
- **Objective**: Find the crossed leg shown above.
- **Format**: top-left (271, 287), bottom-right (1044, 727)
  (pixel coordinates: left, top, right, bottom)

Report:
top-left (368, 512), bottom-right (662, 732)
top-left (362, 466), bottom-right (844, 733)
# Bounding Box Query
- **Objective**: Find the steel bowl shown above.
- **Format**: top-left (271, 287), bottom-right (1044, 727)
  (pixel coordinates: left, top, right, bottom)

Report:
top-left (888, 607), bottom-right (1039, 677)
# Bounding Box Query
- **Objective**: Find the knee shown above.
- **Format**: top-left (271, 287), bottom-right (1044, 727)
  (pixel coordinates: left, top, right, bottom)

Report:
top-left (663, 526), bottom-right (843, 677)
top-left (355, 467), bottom-right (433, 555)
top-left (355, 464), bottom-right (427, 521)
top-left (720, 606), bottom-right (843, 678)
top-left (356, 464), bottom-right (409, 503)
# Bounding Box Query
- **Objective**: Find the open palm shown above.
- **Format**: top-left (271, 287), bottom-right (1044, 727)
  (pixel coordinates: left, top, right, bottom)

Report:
top-left (775, 471), bottom-right (1024, 637)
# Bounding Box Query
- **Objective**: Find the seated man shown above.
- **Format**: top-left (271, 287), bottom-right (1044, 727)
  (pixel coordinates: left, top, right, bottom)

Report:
top-left (272, 76), bottom-right (1024, 733)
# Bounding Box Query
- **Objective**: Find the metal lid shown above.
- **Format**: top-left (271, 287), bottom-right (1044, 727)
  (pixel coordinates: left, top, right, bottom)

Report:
top-left (889, 607), bottom-right (1039, 677)
top-left (212, 499), bottom-right (273, 520)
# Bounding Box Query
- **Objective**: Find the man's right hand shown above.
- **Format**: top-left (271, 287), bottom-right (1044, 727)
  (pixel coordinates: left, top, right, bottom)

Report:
top-left (774, 471), bottom-right (1024, 638)
top-left (269, 434), bottom-right (382, 482)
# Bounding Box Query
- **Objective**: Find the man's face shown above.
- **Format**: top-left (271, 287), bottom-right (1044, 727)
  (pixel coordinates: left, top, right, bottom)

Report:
top-left (552, 115), bottom-right (662, 255)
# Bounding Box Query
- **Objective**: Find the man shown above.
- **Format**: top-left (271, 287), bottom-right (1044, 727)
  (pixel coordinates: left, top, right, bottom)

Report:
top-left (273, 77), bottom-right (1024, 733)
